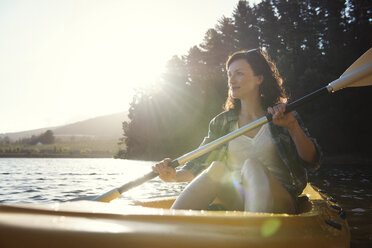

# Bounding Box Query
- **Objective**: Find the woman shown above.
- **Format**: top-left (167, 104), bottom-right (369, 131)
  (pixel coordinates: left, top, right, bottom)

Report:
top-left (152, 49), bottom-right (321, 214)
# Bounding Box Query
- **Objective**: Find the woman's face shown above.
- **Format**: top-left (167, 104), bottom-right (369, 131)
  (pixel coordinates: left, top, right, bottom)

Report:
top-left (227, 59), bottom-right (263, 100)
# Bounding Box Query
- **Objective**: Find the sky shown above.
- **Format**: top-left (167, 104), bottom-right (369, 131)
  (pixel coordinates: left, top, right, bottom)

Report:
top-left (0, 0), bottom-right (260, 134)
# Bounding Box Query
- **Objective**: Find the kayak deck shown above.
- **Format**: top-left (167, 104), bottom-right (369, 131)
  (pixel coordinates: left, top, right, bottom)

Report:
top-left (0, 184), bottom-right (350, 248)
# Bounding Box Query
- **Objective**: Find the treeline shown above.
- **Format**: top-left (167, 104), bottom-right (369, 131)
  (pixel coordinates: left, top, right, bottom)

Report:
top-left (17, 130), bottom-right (55, 145)
top-left (1, 131), bottom-right (121, 158)
top-left (118, 0), bottom-right (372, 161)
top-left (0, 130), bottom-right (55, 145)
top-left (0, 131), bottom-right (55, 146)
top-left (0, 140), bottom-right (119, 158)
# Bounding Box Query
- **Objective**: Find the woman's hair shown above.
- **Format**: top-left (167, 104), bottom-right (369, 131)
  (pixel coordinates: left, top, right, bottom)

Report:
top-left (223, 49), bottom-right (288, 111)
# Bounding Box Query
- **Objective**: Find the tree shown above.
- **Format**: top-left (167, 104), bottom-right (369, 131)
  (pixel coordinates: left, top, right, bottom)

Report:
top-left (233, 0), bottom-right (260, 50)
top-left (40, 130), bottom-right (55, 144)
top-left (29, 130), bottom-right (55, 145)
top-left (0, 136), bottom-right (11, 145)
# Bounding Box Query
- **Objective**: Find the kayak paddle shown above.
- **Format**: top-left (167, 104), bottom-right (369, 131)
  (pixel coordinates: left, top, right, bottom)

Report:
top-left (71, 47), bottom-right (372, 203)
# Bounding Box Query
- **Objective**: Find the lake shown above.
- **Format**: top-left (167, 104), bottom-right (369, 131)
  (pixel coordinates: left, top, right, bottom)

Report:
top-left (0, 158), bottom-right (370, 247)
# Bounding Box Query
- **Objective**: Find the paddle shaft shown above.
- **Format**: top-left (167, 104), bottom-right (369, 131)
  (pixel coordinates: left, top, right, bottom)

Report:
top-left (88, 51), bottom-right (372, 203)
top-left (92, 171), bottom-right (159, 202)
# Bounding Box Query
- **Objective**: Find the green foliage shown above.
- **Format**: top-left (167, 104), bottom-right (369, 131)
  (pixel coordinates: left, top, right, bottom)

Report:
top-left (61, 146), bottom-right (70, 153)
top-left (80, 148), bottom-right (92, 154)
top-left (32, 148), bottom-right (40, 154)
top-left (119, 0), bottom-right (372, 159)
top-left (0, 140), bottom-right (119, 158)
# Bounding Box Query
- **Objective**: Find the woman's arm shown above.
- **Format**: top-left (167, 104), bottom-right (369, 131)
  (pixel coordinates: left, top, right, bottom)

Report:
top-left (286, 120), bottom-right (317, 163)
top-left (174, 169), bottom-right (196, 182)
top-left (268, 104), bottom-right (317, 164)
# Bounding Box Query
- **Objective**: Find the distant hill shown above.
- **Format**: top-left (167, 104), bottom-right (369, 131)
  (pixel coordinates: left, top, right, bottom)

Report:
top-left (0, 112), bottom-right (128, 142)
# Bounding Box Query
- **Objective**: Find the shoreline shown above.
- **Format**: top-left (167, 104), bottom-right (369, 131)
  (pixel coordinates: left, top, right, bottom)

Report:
top-left (0, 154), bottom-right (371, 165)
top-left (0, 153), bottom-right (113, 159)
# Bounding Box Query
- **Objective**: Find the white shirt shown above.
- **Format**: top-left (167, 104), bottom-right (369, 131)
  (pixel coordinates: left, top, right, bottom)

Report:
top-left (227, 122), bottom-right (291, 185)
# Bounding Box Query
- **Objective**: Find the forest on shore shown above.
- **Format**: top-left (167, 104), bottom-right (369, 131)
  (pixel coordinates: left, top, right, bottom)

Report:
top-left (118, 0), bottom-right (372, 161)
top-left (0, 130), bottom-right (119, 158)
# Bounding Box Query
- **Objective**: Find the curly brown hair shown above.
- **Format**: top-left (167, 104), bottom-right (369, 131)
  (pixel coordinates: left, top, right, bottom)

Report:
top-left (224, 49), bottom-right (288, 111)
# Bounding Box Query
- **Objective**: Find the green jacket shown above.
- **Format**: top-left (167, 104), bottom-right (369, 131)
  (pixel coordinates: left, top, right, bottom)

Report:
top-left (181, 109), bottom-right (322, 196)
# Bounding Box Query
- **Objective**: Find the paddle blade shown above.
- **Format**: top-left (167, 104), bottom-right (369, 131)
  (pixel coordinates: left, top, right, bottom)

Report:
top-left (342, 48), bottom-right (372, 76)
top-left (68, 189), bottom-right (120, 202)
top-left (92, 188), bottom-right (121, 202)
top-left (342, 47), bottom-right (372, 88)
top-left (328, 48), bottom-right (372, 91)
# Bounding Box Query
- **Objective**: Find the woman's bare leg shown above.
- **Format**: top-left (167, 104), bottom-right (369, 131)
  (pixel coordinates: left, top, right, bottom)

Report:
top-left (241, 159), bottom-right (296, 214)
top-left (215, 175), bottom-right (244, 211)
top-left (172, 161), bottom-right (234, 210)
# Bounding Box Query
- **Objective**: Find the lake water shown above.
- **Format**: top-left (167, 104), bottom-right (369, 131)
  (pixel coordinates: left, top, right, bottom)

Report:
top-left (0, 158), bottom-right (187, 205)
top-left (0, 158), bottom-right (370, 247)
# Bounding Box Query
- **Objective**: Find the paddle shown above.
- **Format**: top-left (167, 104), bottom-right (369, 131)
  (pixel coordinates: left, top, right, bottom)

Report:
top-left (71, 48), bottom-right (372, 203)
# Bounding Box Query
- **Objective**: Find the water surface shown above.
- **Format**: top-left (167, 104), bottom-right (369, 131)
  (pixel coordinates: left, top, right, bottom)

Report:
top-left (0, 158), bottom-right (186, 205)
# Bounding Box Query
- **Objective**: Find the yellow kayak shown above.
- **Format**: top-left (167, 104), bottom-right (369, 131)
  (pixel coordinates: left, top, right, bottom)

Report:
top-left (0, 184), bottom-right (350, 248)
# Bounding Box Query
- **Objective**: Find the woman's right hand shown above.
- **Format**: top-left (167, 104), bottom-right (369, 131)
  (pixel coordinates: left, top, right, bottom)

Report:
top-left (152, 158), bottom-right (177, 182)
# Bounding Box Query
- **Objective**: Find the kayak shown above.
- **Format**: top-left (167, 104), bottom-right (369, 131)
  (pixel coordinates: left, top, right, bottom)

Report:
top-left (0, 183), bottom-right (350, 248)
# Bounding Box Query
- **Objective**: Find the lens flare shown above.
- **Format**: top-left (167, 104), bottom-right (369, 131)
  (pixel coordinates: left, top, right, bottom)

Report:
top-left (261, 218), bottom-right (281, 237)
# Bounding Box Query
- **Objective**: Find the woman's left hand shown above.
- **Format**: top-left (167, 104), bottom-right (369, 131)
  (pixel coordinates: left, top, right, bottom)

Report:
top-left (267, 103), bottom-right (297, 130)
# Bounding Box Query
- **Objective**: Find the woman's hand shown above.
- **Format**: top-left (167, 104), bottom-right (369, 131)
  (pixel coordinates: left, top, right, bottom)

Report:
top-left (268, 103), bottom-right (317, 163)
top-left (267, 103), bottom-right (297, 130)
top-left (152, 158), bottom-right (177, 182)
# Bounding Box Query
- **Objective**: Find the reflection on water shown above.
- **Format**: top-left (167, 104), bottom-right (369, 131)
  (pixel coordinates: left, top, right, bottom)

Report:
top-left (308, 164), bottom-right (372, 248)
top-left (0, 158), bottom-right (186, 205)
top-left (0, 158), bottom-right (370, 247)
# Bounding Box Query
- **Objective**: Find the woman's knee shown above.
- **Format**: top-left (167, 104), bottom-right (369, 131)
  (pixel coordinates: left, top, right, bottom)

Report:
top-left (241, 159), bottom-right (269, 179)
top-left (205, 161), bottom-right (228, 182)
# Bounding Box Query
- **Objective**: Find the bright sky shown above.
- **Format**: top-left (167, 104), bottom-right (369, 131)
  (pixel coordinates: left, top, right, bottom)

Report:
top-left (0, 0), bottom-right (259, 134)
